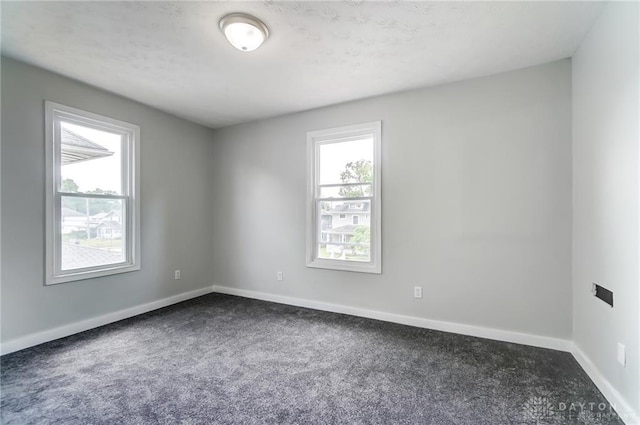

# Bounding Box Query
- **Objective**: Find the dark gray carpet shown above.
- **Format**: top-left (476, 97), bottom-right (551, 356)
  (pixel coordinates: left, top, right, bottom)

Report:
top-left (1, 293), bottom-right (624, 424)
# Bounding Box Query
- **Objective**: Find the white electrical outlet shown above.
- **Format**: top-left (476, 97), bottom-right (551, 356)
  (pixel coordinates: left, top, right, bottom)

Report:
top-left (277, 271), bottom-right (283, 281)
top-left (174, 270), bottom-right (181, 280)
top-left (617, 343), bottom-right (626, 367)
top-left (414, 286), bottom-right (423, 299)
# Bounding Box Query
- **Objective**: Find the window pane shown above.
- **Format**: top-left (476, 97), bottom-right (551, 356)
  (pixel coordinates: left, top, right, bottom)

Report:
top-left (319, 184), bottom-right (372, 198)
top-left (60, 122), bottom-right (123, 195)
top-left (61, 196), bottom-right (125, 270)
top-left (318, 199), bottom-right (371, 262)
top-left (319, 137), bottom-right (373, 185)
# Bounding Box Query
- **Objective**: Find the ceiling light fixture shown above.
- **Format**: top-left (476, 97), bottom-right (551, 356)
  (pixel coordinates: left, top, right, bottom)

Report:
top-left (219, 13), bottom-right (269, 52)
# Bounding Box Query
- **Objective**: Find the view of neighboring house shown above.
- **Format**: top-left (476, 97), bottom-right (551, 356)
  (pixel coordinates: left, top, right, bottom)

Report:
top-left (95, 219), bottom-right (122, 239)
top-left (91, 211), bottom-right (123, 239)
top-left (59, 129), bottom-right (123, 270)
top-left (320, 200), bottom-right (370, 255)
top-left (60, 127), bottom-right (122, 239)
top-left (61, 208), bottom-right (122, 239)
top-left (60, 128), bottom-right (122, 241)
top-left (61, 207), bottom-right (87, 234)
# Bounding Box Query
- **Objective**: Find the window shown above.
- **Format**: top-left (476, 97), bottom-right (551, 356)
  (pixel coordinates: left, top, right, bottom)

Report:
top-left (45, 101), bottom-right (140, 285)
top-left (306, 121), bottom-right (381, 273)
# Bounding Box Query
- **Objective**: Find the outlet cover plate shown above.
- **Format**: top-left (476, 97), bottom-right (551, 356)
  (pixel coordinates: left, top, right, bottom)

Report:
top-left (617, 343), bottom-right (626, 366)
top-left (414, 286), bottom-right (423, 299)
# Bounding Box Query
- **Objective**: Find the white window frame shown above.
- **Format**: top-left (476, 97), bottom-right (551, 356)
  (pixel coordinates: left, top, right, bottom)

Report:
top-left (306, 121), bottom-right (382, 274)
top-left (45, 101), bottom-right (141, 285)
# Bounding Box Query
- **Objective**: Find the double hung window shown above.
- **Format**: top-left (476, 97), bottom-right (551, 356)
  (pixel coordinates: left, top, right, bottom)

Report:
top-left (306, 121), bottom-right (381, 273)
top-left (45, 102), bottom-right (140, 285)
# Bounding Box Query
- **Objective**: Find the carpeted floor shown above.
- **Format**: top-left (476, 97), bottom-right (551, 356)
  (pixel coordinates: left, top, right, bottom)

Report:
top-left (1, 293), bottom-right (624, 424)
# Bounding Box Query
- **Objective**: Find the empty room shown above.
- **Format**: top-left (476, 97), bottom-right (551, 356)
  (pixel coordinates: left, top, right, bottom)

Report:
top-left (1, 1), bottom-right (638, 424)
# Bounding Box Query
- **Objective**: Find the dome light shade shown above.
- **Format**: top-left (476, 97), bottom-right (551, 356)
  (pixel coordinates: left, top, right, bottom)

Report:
top-left (219, 13), bottom-right (269, 52)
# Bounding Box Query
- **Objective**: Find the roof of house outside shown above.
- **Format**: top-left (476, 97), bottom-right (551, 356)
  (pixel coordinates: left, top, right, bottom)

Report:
top-left (324, 224), bottom-right (363, 234)
top-left (62, 207), bottom-right (85, 218)
top-left (62, 128), bottom-right (108, 150)
top-left (61, 127), bottom-right (113, 165)
top-left (91, 211), bottom-right (121, 220)
top-left (326, 202), bottom-right (370, 214)
top-left (95, 220), bottom-right (121, 230)
top-left (61, 243), bottom-right (123, 270)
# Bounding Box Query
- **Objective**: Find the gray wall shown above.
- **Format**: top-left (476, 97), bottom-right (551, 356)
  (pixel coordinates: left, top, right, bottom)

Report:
top-left (211, 60), bottom-right (573, 339)
top-left (572, 1), bottom-right (640, 414)
top-left (1, 57), bottom-right (215, 343)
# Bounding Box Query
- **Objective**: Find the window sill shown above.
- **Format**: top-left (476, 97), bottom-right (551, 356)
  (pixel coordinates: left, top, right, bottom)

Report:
top-left (46, 263), bottom-right (141, 286)
top-left (306, 258), bottom-right (381, 274)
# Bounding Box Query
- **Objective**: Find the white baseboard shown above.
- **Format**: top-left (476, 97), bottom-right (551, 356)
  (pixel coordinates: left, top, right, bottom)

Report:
top-left (211, 285), bottom-right (573, 352)
top-left (211, 285), bottom-right (640, 424)
top-left (0, 286), bottom-right (215, 356)
top-left (572, 345), bottom-right (639, 425)
top-left (5, 283), bottom-right (636, 425)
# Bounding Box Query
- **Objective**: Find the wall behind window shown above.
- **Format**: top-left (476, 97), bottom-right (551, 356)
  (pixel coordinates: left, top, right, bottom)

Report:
top-left (1, 57), bottom-right (215, 343)
top-left (210, 59), bottom-right (572, 339)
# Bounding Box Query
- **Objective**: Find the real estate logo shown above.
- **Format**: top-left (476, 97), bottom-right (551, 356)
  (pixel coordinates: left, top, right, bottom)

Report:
top-left (521, 393), bottom-right (555, 423)
top-left (520, 390), bottom-right (621, 424)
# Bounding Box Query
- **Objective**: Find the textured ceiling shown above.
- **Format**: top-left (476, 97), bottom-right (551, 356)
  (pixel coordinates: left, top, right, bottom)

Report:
top-left (2, 1), bottom-right (603, 129)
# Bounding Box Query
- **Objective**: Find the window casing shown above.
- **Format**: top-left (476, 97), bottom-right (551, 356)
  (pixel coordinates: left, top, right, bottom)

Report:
top-left (306, 121), bottom-right (381, 274)
top-left (45, 101), bottom-right (140, 285)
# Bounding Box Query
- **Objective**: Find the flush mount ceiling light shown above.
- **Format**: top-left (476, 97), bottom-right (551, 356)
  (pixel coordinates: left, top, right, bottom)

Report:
top-left (219, 13), bottom-right (269, 52)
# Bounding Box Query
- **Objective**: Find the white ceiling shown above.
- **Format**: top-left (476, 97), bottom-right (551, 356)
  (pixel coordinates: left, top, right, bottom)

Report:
top-left (2, 1), bottom-right (603, 129)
